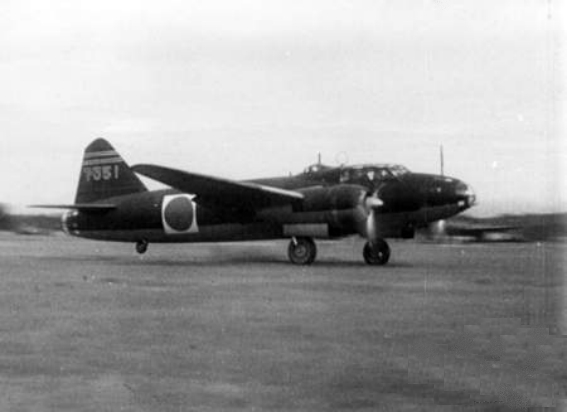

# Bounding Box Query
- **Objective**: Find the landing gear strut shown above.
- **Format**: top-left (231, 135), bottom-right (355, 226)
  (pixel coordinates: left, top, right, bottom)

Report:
top-left (288, 237), bottom-right (317, 265)
top-left (135, 239), bottom-right (148, 254)
top-left (363, 239), bottom-right (390, 265)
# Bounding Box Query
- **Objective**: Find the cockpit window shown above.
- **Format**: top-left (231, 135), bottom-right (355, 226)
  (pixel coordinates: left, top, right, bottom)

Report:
top-left (376, 168), bottom-right (391, 179)
top-left (303, 164), bottom-right (332, 174)
top-left (304, 165), bottom-right (319, 174)
top-left (388, 165), bottom-right (410, 177)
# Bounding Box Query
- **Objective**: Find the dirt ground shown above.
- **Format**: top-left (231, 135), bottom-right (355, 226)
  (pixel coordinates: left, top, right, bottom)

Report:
top-left (0, 234), bottom-right (564, 411)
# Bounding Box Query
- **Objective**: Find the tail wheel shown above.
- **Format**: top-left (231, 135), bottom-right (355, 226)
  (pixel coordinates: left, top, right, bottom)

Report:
top-left (363, 239), bottom-right (390, 265)
top-left (136, 239), bottom-right (148, 254)
top-left (288, 237), bottom-right (317, 265)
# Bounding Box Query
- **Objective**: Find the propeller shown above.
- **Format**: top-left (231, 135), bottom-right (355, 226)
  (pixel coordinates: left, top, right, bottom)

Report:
top-left (419, 218), bottom-right (447, 241)
top-left (361, 192), bottom-right (383, 241)
top-left (429, 219), bottom-right (447, 238)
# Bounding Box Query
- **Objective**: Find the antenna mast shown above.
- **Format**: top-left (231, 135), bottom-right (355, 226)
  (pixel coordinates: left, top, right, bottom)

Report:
top-left (439, 145), bottom-right (444, 176)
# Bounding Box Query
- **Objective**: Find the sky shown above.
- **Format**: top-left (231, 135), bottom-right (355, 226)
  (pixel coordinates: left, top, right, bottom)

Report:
top-left (0, 0), bottom-right (565, 216)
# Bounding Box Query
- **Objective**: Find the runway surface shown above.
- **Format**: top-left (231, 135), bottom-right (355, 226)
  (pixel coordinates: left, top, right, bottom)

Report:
top-left (0, 234), bottom-right (565, 411)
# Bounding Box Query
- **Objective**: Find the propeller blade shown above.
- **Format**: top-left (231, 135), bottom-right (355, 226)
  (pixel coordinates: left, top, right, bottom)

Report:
top-left (361, 192), bottom-right (383, 241)
top-left (366, 209), bottom-right (378, 241)
top-left (355, 192), bottom-right (383, 240)
top-left (426, 219), bottom-right (446, 240)
top-left (365, 196), bottom-right (383, 209)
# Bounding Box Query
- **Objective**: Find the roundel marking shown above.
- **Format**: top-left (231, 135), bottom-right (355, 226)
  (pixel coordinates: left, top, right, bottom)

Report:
top-left (164, 196), bottom-right (194, 232)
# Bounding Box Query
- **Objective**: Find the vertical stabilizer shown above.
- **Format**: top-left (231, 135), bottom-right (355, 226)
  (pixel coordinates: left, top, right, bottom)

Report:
top-left (75, 138), bottom-right (147, 203)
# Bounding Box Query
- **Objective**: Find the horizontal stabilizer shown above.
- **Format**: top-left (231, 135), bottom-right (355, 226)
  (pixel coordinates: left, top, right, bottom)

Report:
top-left (29, 204), bottom-right (116, 212)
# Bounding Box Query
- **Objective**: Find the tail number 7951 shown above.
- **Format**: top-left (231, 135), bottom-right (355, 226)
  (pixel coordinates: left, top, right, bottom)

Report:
top-left (83, 165), bottom-right (120, 181)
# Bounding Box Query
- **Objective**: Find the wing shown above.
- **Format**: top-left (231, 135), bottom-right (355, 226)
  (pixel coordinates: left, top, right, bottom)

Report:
top-left (132, 164), bottom-right (303, 212)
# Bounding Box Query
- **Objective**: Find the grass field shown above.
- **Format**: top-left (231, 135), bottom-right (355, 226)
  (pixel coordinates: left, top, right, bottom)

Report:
top-left (0, 234), bottom-right (564, 411)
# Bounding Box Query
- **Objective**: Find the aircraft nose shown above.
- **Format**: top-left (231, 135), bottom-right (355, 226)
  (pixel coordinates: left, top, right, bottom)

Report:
top-left (455, 181), bottom-right (476, 208)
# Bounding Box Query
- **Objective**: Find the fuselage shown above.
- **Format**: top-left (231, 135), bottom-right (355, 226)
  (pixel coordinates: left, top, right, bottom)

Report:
top-left (63, 163), bottom-right (475, 243)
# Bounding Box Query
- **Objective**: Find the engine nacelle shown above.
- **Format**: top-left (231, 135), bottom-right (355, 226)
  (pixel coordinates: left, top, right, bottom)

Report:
top-left (298, 184), bottom-right (367, 212)
top-left (265, 184), bottom-right (370, 238)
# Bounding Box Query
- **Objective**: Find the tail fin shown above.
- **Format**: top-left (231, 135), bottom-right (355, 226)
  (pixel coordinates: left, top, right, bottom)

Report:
top-left (75, 138), bottom-right (147, 203)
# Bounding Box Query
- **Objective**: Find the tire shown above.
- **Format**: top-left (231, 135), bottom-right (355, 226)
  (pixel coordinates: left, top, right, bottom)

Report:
top-left (288, 237), bottom-right (317, 265)
top-left (135, 240), bottom-right (148, 254)
top-left (363, 239), bottom-right (390, 265)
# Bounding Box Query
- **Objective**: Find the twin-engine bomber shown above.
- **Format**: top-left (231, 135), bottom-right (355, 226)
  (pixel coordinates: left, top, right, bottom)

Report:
top-left (34, 138), bottom-right (475, 265)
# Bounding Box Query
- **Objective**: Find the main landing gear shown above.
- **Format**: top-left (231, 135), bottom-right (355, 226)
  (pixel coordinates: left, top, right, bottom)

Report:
top-left (287, 236), bottom-right (391, 266)
top-left (135, 239), bottom-right (148, 254)
top-left (288, 237), bottom-right (317, 265)
top-left (363, 239), bottom-right (390, 265)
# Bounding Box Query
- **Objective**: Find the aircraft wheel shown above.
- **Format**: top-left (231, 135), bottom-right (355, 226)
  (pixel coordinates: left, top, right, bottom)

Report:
top-left (135, 239), bottom-right (148, 254)
top-left (288, 237), bottom-right (317, 265)
top-left (363, 239), bottom-right (390, 265)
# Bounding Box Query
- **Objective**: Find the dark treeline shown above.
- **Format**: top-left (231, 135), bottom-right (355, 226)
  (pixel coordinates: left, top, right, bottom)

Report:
top-left (0, 205), bottom-right (61, 235)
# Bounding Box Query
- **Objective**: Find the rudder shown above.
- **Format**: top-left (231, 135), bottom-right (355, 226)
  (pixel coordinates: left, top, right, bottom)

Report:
top-left (75, 138), bottom-right (147, 203)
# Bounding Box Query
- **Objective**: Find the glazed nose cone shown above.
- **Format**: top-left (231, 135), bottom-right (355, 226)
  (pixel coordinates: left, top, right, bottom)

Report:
top-left (455, 181), bottom-right (476, 207)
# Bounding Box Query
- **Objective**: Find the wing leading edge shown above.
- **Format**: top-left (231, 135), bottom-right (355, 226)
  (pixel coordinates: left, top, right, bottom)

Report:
top-left (132, 164), bottom-right (303, 212)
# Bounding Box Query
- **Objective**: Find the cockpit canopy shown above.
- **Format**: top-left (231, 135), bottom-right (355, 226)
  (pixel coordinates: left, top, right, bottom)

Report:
top-left (300, 163), bottom-right (410, 187)
top-left (339, 164), bottom-right (410, 183)
top-left (303, 163), bottom-right (409, 176)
